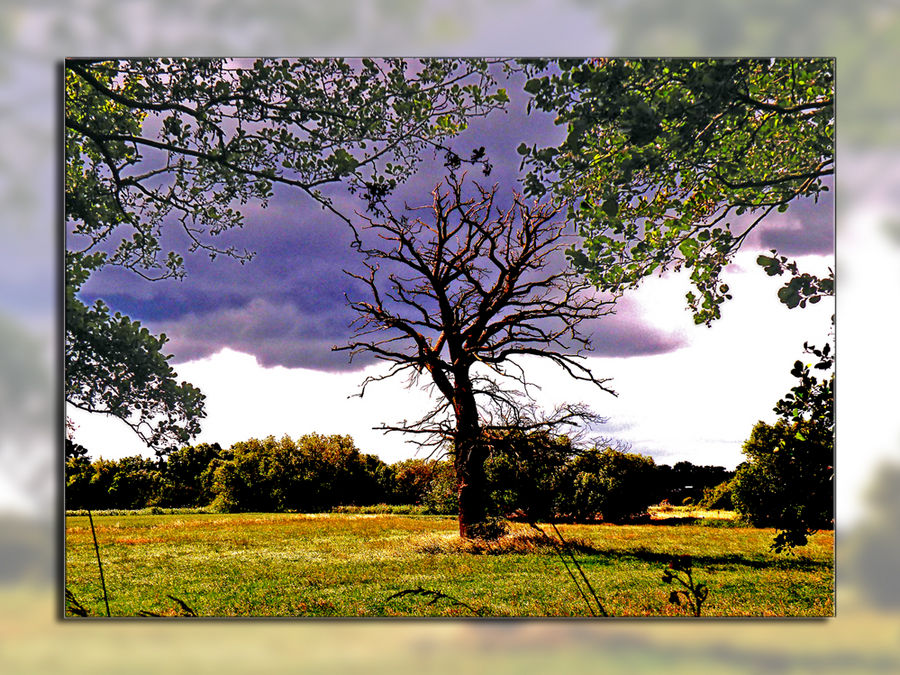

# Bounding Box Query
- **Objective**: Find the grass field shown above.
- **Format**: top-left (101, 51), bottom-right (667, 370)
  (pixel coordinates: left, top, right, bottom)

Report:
top-left (64, 510), bottom-right (833, 617)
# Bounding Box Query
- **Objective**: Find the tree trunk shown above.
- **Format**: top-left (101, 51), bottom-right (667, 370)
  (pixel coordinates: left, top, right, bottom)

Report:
top-left (452, 373), bottom-right (489, 539)
top-left (456, 433), bottom-right (489, 538)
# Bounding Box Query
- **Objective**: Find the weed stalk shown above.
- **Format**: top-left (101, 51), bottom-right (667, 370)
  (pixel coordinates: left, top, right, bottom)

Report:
top-left (87, 509), bottom-right (111, 617)
top-left (529, 521), bottom-right (608, 617)
top-left (662, 555), bottom-right (708, 616)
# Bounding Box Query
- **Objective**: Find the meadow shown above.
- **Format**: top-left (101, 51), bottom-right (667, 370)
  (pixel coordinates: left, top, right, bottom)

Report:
top-left (64, 510), bottom-right (833, 618)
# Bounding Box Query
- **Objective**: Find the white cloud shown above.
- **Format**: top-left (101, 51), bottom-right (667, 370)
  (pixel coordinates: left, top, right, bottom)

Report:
top-left (68, 348), bottom-right (438, 464)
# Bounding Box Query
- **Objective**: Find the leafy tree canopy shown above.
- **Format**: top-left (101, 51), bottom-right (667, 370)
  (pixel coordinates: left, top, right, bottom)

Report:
top-left (518, 57), bottom-right (833, 324)
top-left (65, 252), bottom-right (204, 448)
top-left (559, 446), bottom-right (658, 523)
top-left (733, 338), bottom-right (834, 552)
top-left (65, 58), bottom-right (509, 449)
top-left (732, 417), bottom-right (833, 552)
top-left (66, 58), bottom-right (508, 280)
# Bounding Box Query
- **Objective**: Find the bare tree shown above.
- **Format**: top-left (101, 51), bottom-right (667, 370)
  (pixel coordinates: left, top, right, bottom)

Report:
top-left (336, 174), bottom-right (618, 538)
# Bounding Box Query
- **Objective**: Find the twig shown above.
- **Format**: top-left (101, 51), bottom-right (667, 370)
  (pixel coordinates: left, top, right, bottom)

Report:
top-left (385, 586), bottom-right (486, 616)
top-left (136, 595), bottom-right (198, 617)
top-left (166, 595), bottom-right (198, 616)
top-left (550, 522), bottom-right (608, 617)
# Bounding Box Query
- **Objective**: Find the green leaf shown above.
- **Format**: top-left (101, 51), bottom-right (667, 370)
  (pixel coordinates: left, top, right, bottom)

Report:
top-left (678, 238), bottom-right (699, 259)
top-left (523, 78), bottom-right (544, 95)
top-left (601, 197), bottom-right (619, 217)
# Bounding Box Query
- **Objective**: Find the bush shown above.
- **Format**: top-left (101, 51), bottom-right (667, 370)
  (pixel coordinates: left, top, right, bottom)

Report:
top-left (331, 504), bottom-right (429, 515)
top-left (65, 433), bottom-right (396, 513)
top-left (484, 430), bottom-right (572, 521)
top-left (390, 458), bottom-right (441, 505)
top-left (557, 447), bottom-right (658, 522)
top-left (699, 480), bottom-right (734, 510)
top-left (208, 434), bottom-right (390, 513)
top-left (423, 460), bottom-right (458, 515)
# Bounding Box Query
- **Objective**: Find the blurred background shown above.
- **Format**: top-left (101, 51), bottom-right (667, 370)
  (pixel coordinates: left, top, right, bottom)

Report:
top-left (3, 0), bottom-right (899, 672)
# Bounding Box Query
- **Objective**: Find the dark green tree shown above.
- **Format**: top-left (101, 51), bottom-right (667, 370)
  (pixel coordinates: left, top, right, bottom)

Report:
top-left (207, 433), bottom-right (385, 513)
top-left (67, 455), bottom-right (165, 510)
top-left (64, 439), bottom-right (94, 510)
top-left (518, 57), bottom-right (833, 324)
top-left (732, 338), bottom-right (833, 551)
top-left (107, 456), bottom-right (164, 509)
top-left (732, 418), bottom-right (833, 551)
top-left (65, 57), bottom-right (509, 450)
top-left (158, 442), bottom-right (223, 507)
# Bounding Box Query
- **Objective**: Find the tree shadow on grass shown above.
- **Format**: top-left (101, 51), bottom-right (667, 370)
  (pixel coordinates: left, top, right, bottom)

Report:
top-left (416, 529), bottom-right (831, 572)
top-left (571, 544), bottom-right (832, 572)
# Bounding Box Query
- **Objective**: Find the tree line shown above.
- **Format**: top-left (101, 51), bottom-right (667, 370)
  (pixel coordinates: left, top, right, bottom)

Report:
top-left (65, 431), bottom-right (734, 522)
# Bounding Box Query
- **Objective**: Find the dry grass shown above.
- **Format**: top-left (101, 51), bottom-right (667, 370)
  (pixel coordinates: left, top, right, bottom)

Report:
top-left (648, 505), bottom-right (738, 520)
top-left (414, 527), bottom-right (574, 555)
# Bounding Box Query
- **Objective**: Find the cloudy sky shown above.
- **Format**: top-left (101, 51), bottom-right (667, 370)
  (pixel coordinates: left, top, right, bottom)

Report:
top-left (67, 61), bottom-right (834, 470)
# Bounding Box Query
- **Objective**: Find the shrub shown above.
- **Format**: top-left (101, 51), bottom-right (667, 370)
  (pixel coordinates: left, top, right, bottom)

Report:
top-left (557, 447), bottom-right (658, 522)
top-left (207, 433), bottom-right (390, 513)
top-left (331, 504), bottom-right (428, 515)
top-left (699, 480), bottom-right (734, 510)
top-left (390, 458), bottom-right (441, 505)
top-left (484, 430), bottom-right (573, 521)
top-left (423, 460), bottom-right (458, 515)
